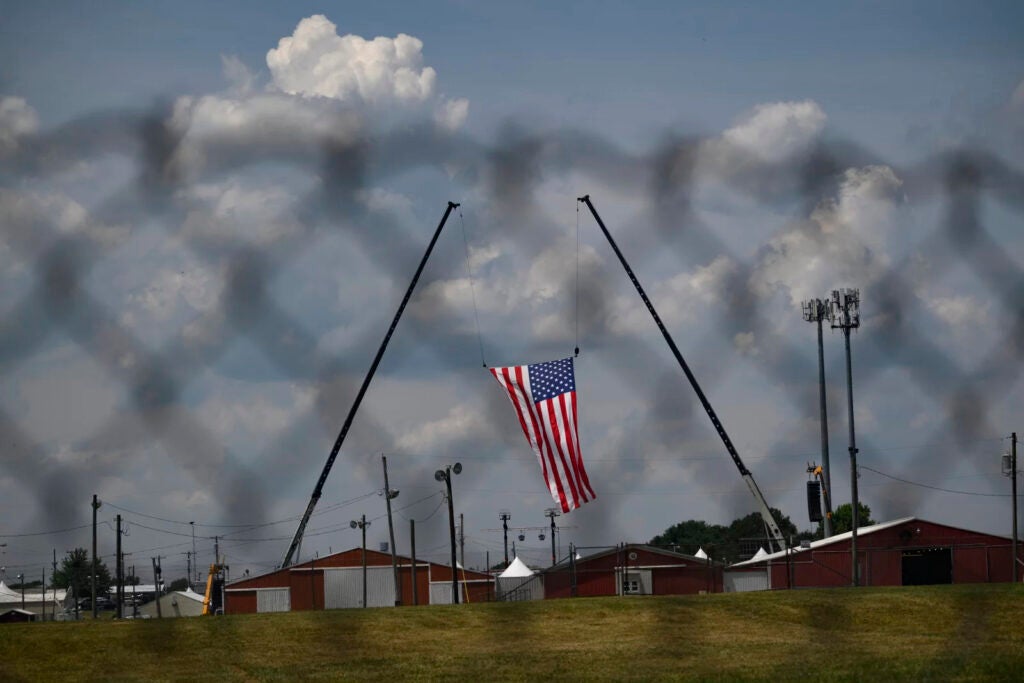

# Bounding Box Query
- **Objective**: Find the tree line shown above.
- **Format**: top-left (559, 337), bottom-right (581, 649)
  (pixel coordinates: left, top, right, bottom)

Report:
top-left (649, 503), bottom-right (874, 564)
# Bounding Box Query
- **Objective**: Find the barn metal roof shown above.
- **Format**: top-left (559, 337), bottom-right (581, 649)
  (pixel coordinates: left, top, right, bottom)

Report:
top-left (729, 517), bottom-right (917, 567)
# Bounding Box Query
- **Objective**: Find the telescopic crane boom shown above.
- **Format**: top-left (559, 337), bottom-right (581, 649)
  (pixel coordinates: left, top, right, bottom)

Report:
top-left (281, 202), bottom-right (460, 568)
top-left (578, 195), bottom-right (787, 552)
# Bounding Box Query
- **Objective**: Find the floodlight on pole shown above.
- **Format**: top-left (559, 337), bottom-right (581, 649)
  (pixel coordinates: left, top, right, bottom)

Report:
top-left (830, 287), bottom-right (861, 587)
top-left (544, 507), bottom-right (561, 566)
top-left (351, 515), bottom-right (370, 607)
top-left (499, 510), bottom-right (511, 566)
top-left (435, 463), bottom-right (462, 604)
top-left (802, 298), bottom-right (834, 538)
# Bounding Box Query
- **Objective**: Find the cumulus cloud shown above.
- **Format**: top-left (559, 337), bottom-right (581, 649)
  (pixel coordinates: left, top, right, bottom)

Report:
top-left (607, 256), bottom-right (738, 335)
top-left (749, 165), bottom-right (903, 306)
top-left (922, 293), bottom-right (991, 330)
top-left (718, 100), bottom-right (826, 163)
top-left (435, 97), bottom-right (469, 131)
top-left (395, 404), bottom-right (487, 452)
top-left (267, 15), bottom-right (437, 105)
top-left (169, 91), bottom-right (362, 176)
top-left (180, 179), bottom-right (303, 244)
top-left (0, 96), bottom-right (38, 154)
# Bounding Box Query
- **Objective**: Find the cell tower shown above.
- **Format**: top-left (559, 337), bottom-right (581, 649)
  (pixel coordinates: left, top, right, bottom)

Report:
top-left (802, 298), bottom-right (834, 537)
top-left (830, 288), bottom-right (861, 587)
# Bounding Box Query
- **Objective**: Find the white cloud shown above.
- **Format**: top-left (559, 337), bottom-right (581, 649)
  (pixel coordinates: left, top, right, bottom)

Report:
top-left (123, 265), bottom-right (220, 329)
top-left (435, 97), bottom-right (469, 131)
top-left (180, 179), bottom-right (302, 244)
top-left (607, 256), bottom-right (738, 335)
top-left (200, 384), bottom-right (316, 440)
top-left (267, 15), bottom-right (437, 105)
top-left (169, 91), bottom-right (362, 175)
top-left (923, 293), bottom-right (990, 330)
top-left (750, 165), bottom-right (903, 306)
top-left (396, 404), bottom-right (487, 452)
top-left (719, 100), bottom-right (826, 163)
top-left (0, 96), bottom-right (38, 154)
top-left (733, 331), bottom-right (760, 356)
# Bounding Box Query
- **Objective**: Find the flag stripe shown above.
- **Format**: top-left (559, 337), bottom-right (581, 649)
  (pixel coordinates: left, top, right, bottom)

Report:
top-left (488, 357), bottom-right (594, 512)
top-left (557, 393), bottom-right (589, 505)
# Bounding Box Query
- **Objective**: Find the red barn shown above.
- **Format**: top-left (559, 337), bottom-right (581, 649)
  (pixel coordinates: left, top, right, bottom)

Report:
top-left (542, 544), bottom-right (723, 599)
top-left (224, 548), bottom-right (493, 614)
top-left (726, 517), bottom-right (1020, 591)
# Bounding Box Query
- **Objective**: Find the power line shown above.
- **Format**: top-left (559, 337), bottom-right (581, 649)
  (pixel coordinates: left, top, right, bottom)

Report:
top-left (0, 523), bottom-right (90, 538)
top-left (860, 464), bottom-right (1013, 498)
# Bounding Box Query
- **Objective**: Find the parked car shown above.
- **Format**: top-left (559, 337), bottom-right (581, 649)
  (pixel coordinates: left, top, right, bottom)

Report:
top-left (77, 597), bottom-right (116, 611)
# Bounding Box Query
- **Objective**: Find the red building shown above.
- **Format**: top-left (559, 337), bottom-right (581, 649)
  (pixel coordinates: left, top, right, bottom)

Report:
top-left (726, 517), bottom-right (1020, 591)
top-left (225, 548), bottom-right (493, 614)
top-left (541, 544), bottom-right (723, 599)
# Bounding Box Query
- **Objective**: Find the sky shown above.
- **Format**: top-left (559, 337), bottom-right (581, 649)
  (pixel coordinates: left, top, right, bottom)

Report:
top-left (1, 1), bottom-right (1022, 585)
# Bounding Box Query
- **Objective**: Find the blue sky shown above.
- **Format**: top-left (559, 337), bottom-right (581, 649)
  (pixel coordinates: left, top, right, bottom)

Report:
top-left (1, 2), bottom-right (1022, 583)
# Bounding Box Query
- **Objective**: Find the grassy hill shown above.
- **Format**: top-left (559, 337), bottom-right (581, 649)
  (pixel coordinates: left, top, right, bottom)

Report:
top-left (2, 583), bottom-right (1023, 681)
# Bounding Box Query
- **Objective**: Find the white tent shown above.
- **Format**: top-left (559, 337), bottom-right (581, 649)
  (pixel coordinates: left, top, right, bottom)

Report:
top-left (694, 547), bottom-right (709, 560)
top-left (498, 556), bottom-right (535, 579)
top-left (496, 557), bottom-right (542, 601)
top-left (750, 547), bottom-right (769, 561)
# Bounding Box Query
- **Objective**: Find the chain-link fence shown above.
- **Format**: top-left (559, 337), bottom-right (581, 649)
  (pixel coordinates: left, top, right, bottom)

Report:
top-left (1, 99), bottom-right (1022, 597)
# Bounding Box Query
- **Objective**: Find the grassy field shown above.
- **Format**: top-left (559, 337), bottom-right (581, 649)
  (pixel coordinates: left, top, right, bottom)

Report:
top-left (2, 583), bottom-right (1023, 681)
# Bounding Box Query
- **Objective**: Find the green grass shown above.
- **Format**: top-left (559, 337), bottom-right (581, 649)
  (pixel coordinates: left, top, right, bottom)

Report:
top-left (2, 584), bottom-right (1023, 681)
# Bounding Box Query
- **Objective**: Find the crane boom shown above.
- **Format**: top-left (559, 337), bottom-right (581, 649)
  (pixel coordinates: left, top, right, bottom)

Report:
top-left (577, 195), bottom-right (787, 552)
top-left (281, 201), bottom-right (460, 568)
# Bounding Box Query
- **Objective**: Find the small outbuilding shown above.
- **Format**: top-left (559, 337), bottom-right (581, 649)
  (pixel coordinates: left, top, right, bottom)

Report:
top-left (138, 588), bottom-right (206, 618)
top-left (0, 608), bottom-right (37, 623)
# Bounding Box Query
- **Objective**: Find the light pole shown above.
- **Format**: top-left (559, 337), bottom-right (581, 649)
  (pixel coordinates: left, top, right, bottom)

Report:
top-left (92, 494), bottom-right (101, 619)
top-left (544, 508), bottom-right (561, 566)
top-left (830, 288), bottom-right (861, 587)
top-left (802, 298), bottom-right (834, 537)
top-left (17, 573), bottom-right (24, 610)
top-left (350, 515), bottom-right (370, 608)
top-left (381, 455), bottom-right (401, 606)
top-left (499, 510), bottom-right (511, 567)
top-left (435, 463), bottom-right (462, 604)
top-left (1003, 432), bottom-right (1019, 583)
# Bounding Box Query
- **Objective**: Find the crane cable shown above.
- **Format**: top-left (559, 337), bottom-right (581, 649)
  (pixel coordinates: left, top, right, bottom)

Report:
top-left (459, 206), bottom-right (487, 367)
top-left (574, 199), bottom-right (580, 358)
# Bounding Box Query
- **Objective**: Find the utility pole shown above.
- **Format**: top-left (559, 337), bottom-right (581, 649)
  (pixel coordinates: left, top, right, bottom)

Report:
top-left (831, 288), bottom-right (861, 587)
top-left (382, 455), bottom-right (401, 606)
top-left (410, 519), bottom-right (418, 606)
top-left (545, 508), bottom-right (561, 566)
top-left (351, 515), bottom-right (369, 608)
top-left (116, 514), bottom-right (123, 618)
top-left (1007, 430), bottom-right (1015, 585)
top-left (52, 549), bottom-right (57, 621)
top-left (459, 512), bottom-right (465, 570)
top-left (1006, 432), bottom-right (1019, 582)
top-left (91, 494), bottom-right (100, 618)
top-left (131, 564), bottom-right (138, 618)
top-left (499, 511), bottom-right (511, 567)
top-left (186, 552), bottom-right (192, 592)
top-left (152, 556), bottom-right (162, 618)
top-left (802, 299), bottom-right (834, 537)
top-left (190, 521), bottom-right (196, 587)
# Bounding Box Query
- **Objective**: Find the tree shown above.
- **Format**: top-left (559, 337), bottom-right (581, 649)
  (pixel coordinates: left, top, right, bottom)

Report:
top-left (52, 548), bottom-right (112, 598)
top-left (650, 508), bottom-right (814, 564)
top-left (167, 577), bottom-right (190, 592)
top-left (826, 502), bottom-right (875, 535)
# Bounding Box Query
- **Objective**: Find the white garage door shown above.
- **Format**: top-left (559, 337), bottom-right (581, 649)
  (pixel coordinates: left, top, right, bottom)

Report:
top-left (256, 588), bottom-right (291, 613)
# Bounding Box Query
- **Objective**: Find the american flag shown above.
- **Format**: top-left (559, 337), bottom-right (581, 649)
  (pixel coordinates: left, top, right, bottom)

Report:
top-left (489, 357), bottom-right (596, 512)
